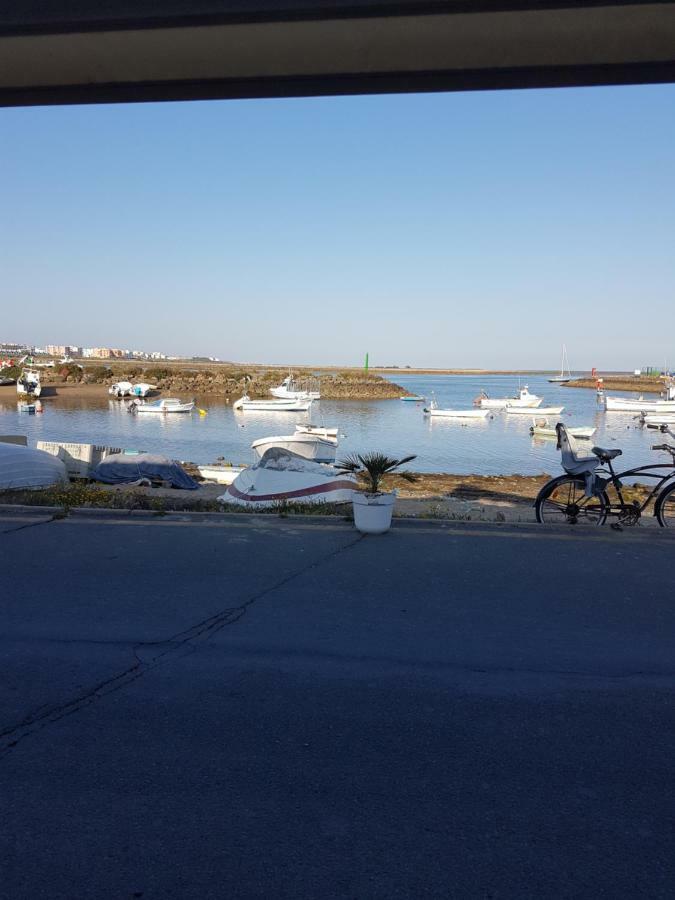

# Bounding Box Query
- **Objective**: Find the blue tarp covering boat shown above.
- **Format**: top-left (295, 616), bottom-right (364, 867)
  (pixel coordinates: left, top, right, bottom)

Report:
top-left (92, 453), bottom-right (199, 490)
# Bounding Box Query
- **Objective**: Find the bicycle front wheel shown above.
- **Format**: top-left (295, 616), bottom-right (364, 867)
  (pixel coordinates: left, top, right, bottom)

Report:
top-left (535, 476), bottom-right (609, 525)
top-left (655, 482), bottom-right (675, 527)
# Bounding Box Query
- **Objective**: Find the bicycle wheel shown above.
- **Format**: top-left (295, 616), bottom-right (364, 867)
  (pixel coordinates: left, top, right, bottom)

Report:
top-left (655, 482), bottom-right (675, 527)
top-left (535, 476), bottom-right (609, 525)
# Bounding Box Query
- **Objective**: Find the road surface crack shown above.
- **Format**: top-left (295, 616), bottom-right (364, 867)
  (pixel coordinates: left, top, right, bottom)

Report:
top-left (0, 533), bottom-right (363, 756)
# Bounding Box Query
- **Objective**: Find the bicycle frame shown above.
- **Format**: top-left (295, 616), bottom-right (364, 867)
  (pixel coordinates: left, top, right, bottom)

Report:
top-left (593, 458), bottom-right (675, 517)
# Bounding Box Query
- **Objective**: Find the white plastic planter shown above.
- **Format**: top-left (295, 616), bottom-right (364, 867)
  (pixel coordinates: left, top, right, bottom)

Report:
top-left (352, 491), bottom-right (396, 534)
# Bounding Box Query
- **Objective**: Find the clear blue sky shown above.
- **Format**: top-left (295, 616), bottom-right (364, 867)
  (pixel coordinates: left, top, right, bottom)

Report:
top-left (2, 85), bottom-right (674, 369)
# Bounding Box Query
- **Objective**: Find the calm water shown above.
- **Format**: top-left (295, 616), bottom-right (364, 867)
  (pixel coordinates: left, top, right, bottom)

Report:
top-left (0, 375), bottom-right (662, 475)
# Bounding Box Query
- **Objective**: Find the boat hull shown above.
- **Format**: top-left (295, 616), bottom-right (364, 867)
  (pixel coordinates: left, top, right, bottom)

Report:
top-left (506, 406), bottom-right (564, 415)
top-left (252, 434), bottom-right (337, 462)
top-left (222, 457), bottom-right (356, 508)
top-left (605, 396), bottom-right (675, 412)
top-left (234, 395), bottom-right (313, 412)
top-left (426, 408), bottom-right (490, 419)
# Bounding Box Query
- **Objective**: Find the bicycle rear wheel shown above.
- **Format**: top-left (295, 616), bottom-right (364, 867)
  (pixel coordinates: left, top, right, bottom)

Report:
top-left (655, 483), bottom-right (675, 527)
top-left (535, 476), bottom-right (609, 525)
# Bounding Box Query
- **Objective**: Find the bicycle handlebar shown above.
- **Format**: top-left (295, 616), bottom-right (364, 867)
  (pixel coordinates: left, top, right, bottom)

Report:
top-left (652, 443), bottom-right (675, 454)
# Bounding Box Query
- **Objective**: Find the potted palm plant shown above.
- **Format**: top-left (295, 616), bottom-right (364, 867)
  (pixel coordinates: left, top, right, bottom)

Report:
top-left (336, 452), bottom-right (417, 534)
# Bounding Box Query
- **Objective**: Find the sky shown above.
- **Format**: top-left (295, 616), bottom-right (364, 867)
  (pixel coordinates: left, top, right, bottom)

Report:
top-left (2, 84), bottom-right (674, 370)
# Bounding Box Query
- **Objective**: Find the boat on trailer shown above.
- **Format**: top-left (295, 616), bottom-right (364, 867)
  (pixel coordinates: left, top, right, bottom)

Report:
top-left (233, 395), bottom-right (314, 412)
top-left (476, 386), bottom-right (542, 409)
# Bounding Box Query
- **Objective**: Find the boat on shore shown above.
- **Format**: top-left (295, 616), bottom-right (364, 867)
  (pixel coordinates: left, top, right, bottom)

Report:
top-left (221, 448), bottom-right (356, 508)
top-left (530, 417), bottom-right (594, 439)
top-left (109, 381), bottom-right (133, 398)
top-left (233, 394), bottom-right (314, 412)
top-left (196, 463), bottom-right (245, 485)
top-left (17, 370), bottom-right (41, 398)
top-left (548, 344), bottom-right (572, 383)
top-left (131, 398), bottom-right (195, 414)
top-left (506, 405), bottom-right (564, 416)
top-left (476, 386), bottom-right (542, 409)
top-left (131, 382), bottom-right (157, 398)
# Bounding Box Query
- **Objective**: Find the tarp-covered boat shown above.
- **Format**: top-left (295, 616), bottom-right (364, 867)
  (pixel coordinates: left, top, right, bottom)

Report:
top-left (220, 448), bottom-right (356, 507)
top-left (92, 453), bottom-right (199, 489)
top-left (0, 442), bottom-right (68, 490)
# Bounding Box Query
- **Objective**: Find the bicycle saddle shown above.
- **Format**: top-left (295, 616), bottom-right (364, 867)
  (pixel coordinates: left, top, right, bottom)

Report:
top-left (592, 446), bottom-right (622, 462)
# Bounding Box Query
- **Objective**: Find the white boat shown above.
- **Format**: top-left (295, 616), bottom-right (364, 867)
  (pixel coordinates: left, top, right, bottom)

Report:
top-left (295, 424), bottom-right (339, 439)
top-left (196, 463), bottom-right (245, 485)
top-left (0, 442), bottom-right (68, 490)
top-left (530, 417), bottom-right (595, 439)
top-left (477, 386), bottom-right (542, 409)
top-left (233, 394), bottom-right (314, 412)
top-left (506, 405), bottom-right (564, 416)
top-left (641, 413), bottom-right (675, 427)
top-left (424, 399), bottom-right (490, 419)
top-left (131, 382), bottom-right (157, 397)
top-left (131, 398), bottom-right (195, 414)
top-left (604, 385), bottom-right (675, 413)
top-left (251, 430), bottom-right (338, 463)
top-left (270, 375), bottom-right (321, 400)
top-left (16, 370), bottom-right (41, 398)
top-left (109, 381), bottom-right (133, 398)
top-left (548, 344), bottom-right (572, 383)
top-left (221, 448), bottom-right (356, 508)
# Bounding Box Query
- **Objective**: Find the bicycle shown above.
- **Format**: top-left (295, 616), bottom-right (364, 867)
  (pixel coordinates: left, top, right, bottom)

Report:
top-left (534, 423), bottom-right (675, 527)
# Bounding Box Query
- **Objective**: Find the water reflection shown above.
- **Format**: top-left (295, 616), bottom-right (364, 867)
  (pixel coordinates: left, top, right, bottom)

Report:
top-left (0, 375), bottom-right (663, 475)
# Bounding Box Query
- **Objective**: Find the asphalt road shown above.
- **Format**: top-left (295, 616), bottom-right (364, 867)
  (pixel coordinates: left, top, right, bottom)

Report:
top-left (1, 511), bottom-right (674, 899)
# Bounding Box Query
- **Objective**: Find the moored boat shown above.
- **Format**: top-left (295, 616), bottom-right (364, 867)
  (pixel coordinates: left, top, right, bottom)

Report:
top-left (233, 394), bottom-right (314, 412)
top-left (506, 405), bottom-right (564, 416)
top-left (548, 344), bottom-right (572, 382)
top-left (530, 417), bottom-right (594, 439)
top-left (270, 374), bottom-right (320, 400)
top-left (221, 448), bottom-right (356, 508)
top-left (604, 385), bottom-right (675, 413)
top-left (424, 399), bottom-right (490, 419)
top-left (641, 413), bottom-right (675, 427)
top-left (131, 398), bottom-right (194, 414)
top-left (477, 386), bottom-right (542, 409)
top-left (401, 395), bottom-right (425, 402)
top-left (295, 424), bottom-right (338, 439)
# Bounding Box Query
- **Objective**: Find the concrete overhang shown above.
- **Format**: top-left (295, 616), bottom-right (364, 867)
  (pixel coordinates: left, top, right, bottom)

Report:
top-left (1, 1), bottom-right (675, 105)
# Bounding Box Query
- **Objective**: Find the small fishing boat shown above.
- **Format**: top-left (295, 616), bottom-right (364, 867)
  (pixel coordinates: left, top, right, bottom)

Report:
top-left (604, 385), bottom-right (675, 413)
top-left (476, 386), bottom-right (542, 409)
top-left (424, 399), bottom-right (490, 419)
top-left (251, 430), bottom-right (338, 463)
top-left (131, 382), bottom-right (157, 398)
top-left (506, 405), bottom-right (564, 416)
top-left (548, 344), bottom-right (572, 383)
top-left (109, 381), bottom-right (133, 398)
top-left (530, 417), bottom-right (594, 439)
top-left (131, 398), bottom-right (195, 414)
top-left (16, 370), bottom-right (41, 398)
top-left (221, 448), bottom-right (356, 508)
top-left (270, 374), bottom-right (320, 400)
top-left (295, 424), bottom-right (339, 439)
top-left (641, 413), bottom-right (675, 427)
top-left (233, 394), bottom-right (314, 412)
top-left (196, 463), bottom-right (246, 485)
top-left (401, 395), bottom-right (425, 402)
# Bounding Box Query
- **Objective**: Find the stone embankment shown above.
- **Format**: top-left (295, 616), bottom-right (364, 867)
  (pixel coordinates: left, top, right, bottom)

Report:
top-left (564, 375), bottom-right (668, 393)
top-left (41, 364), bottom-right (408, 400)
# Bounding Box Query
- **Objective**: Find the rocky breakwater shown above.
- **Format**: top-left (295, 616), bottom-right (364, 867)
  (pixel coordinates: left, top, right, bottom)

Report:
top-left (47, 363), bottom-right (409, 400)
top-left (564, 375), bottom-right (667, 393)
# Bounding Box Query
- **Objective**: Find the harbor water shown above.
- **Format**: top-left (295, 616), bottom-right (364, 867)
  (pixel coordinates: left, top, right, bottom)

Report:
top-left (0, 375), bottom-right (666, 476)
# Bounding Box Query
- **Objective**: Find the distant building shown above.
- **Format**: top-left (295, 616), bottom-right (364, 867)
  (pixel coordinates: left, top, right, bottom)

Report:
top-left (45, 344), bottom-right (82, 358)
